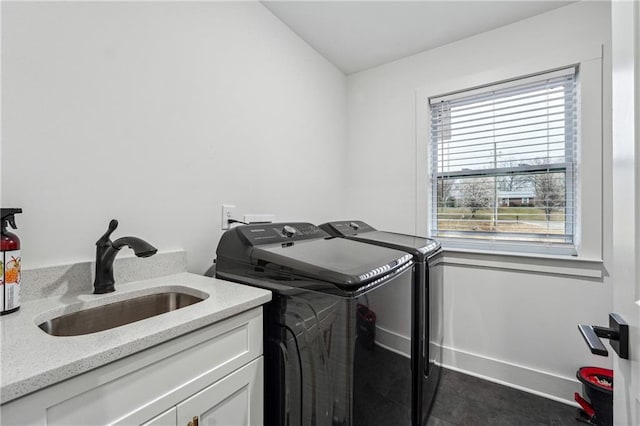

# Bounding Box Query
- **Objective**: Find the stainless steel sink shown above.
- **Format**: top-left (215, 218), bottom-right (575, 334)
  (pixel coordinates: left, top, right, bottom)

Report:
top-left (38, 292), bottom-right (205, 336)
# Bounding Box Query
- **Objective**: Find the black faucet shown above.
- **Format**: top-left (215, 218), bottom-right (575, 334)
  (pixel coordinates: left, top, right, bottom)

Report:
top-left (93, 219), bottom-right (158, 294)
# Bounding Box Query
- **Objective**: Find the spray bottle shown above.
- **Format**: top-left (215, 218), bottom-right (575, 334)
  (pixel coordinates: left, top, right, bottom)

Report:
top-left (1, 208), bottom-right (23, 315)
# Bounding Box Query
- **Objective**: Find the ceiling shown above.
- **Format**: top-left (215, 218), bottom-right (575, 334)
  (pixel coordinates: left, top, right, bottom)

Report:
top-left (262, 1), bottom-right (575, 74)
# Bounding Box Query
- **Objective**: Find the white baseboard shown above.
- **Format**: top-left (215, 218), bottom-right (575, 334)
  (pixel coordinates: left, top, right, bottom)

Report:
top-left (375, 325), bottom-right (410, 358)
top-left (440, 345), bottom-right (581, 407)
top-left (374, 329), bottom-right (581, 407)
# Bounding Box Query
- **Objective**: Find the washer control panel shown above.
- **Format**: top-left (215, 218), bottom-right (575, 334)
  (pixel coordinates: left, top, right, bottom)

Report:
top-left (237, 222), bottom-right (328, 246)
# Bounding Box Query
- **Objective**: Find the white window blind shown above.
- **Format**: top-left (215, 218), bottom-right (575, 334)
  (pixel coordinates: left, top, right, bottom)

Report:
top-left (429, 67), bottom-right (577, 253)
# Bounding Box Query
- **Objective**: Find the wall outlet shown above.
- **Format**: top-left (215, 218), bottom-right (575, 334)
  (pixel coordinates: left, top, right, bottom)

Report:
top-left (244, 214), bottom-right (275, 224)
top-left (221, 204), bottom-right (237, 230)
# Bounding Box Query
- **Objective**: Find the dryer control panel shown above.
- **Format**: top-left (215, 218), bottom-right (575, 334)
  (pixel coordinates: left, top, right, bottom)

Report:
top-left (319, 220), bottom-right (377, 236)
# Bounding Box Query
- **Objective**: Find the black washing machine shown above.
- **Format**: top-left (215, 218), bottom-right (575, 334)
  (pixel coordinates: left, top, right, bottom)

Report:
top-left (214, 222), bottom-right (417, 426)
top-left (319, 221), bottom-right (443, 426)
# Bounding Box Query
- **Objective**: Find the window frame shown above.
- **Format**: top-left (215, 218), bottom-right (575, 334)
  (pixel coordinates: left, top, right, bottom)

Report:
top-left (428, 67), bottom-right (579, 255)
top-left (415, 52), bottom-right (604, 260)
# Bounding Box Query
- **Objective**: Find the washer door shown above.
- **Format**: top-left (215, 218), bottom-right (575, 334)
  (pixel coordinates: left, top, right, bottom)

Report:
top-left (253, 237), bottom-right (412, 289)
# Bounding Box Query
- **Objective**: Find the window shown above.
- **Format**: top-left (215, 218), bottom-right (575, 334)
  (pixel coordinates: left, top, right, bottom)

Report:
top-left (429, 67), bottom-right (577, 254)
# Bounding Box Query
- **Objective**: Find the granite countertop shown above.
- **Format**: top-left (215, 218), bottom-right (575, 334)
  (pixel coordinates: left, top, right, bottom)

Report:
top-left (0, 272), bottom-right (271, 404)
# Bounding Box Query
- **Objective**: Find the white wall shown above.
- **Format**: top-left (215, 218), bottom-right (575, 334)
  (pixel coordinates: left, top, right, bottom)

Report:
top-left (1, 0), bottom-right (617, 406)
top-left (346, 1), bottom-right (613, 403)
top-left (1, 2), bottom-right (347, 273)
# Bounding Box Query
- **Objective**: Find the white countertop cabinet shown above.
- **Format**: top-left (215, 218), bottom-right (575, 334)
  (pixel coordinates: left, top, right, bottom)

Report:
top-left (2, 307), bottom-right (264, 426)
top-left (0, 273), bottom-right (271, 426)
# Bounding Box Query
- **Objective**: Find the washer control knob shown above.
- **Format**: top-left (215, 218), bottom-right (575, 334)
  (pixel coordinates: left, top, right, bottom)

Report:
top-left (282, 225), bottom-right (297, 238)
top-left (349, 222), bottom-right (360, 230)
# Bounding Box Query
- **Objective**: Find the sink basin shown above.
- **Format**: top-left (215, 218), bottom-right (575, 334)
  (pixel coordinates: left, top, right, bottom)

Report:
top-left (38, 292), bottom-right (205, 336)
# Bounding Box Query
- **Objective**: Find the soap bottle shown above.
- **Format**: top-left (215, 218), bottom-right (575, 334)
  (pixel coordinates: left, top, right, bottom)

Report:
top-left (1, 208), bottom-right (22, 315)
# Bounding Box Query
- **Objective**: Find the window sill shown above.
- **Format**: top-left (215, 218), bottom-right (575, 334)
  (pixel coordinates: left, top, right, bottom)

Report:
top-left (432, 247), bottom-right (604, 279)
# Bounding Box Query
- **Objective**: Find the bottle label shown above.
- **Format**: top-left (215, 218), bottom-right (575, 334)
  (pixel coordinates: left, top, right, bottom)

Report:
top-left (1, 249), bottom-right (21, 313)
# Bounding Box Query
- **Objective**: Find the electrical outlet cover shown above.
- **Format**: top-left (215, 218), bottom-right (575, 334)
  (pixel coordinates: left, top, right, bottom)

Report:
top-left (221, 204), bottom-right (236, 230)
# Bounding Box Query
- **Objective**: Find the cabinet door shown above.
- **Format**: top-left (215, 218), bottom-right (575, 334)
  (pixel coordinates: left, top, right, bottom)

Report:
top-left (176, 357), bottom-right (263, 426)
top-left (142, 407), bottom-right (177, 426)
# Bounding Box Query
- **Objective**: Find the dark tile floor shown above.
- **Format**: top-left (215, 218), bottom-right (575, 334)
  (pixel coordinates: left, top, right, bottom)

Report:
top-left (426, 368), bottom-right (582, 426)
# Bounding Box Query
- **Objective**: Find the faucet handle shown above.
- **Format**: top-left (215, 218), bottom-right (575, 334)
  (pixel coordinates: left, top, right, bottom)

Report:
top-left (96, 219), bottom-right (119, 245)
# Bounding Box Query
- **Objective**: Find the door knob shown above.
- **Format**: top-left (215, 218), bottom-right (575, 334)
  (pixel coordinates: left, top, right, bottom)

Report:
top-left (578, 313), bottom-right (629, 359)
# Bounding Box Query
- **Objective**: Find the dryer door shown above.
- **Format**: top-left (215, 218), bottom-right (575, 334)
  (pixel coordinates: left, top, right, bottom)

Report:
top-left (352, 264), bottom-right (414, 426)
